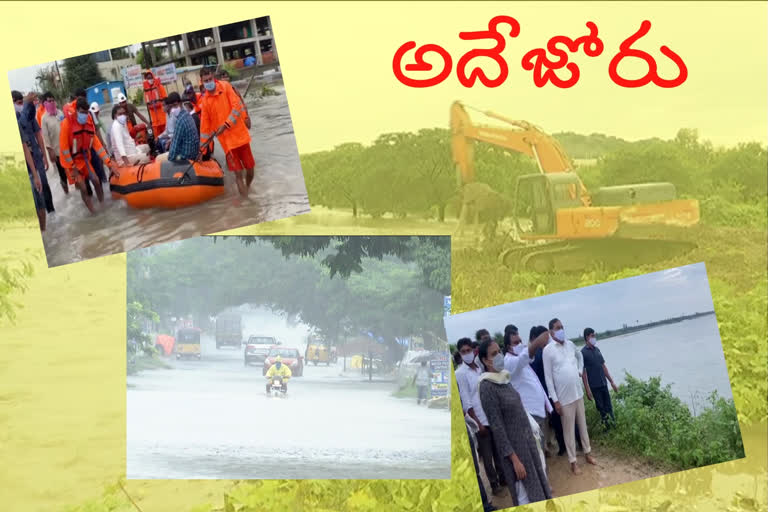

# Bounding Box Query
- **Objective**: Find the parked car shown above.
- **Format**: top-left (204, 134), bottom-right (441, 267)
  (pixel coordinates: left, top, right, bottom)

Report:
top-left (244, 335), bottom-right (280, 366)
top-left (262, 347), bottom-right (304, 377)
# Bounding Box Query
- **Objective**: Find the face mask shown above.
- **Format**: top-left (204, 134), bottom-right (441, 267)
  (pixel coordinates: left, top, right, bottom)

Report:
top-left (461, 352), bottom-right (475, 365)
top-left (77, 112), bottom-right (89, 124)
top-left (171, 106), bottom-right (181, 116)
top-left (44, 101), bottom-right (57, 115)
top-left (590, 337), bottom-right (598, 347)
top-left (512, 343), bottom-right (526, 355)
top-left (14, 103), bottom-right (24, 113)
top-left (553, 329), bottom-right (565, 342)
top-left (204, 80), bottom-right (216, 91)
top-left (491, 353), bottom-right (505, 372)
top-left (117, 115), bottom-right (127, 125)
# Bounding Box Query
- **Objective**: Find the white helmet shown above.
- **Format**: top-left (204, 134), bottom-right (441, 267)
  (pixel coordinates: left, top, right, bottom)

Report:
top-left (89, 101), bottom-right (100, 113)
top-left (117, 93), bottom-right (127, 103)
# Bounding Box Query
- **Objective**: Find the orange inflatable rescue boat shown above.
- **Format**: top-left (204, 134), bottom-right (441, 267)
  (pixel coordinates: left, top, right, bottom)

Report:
top-left (110, 158), bottom-right (225, 209)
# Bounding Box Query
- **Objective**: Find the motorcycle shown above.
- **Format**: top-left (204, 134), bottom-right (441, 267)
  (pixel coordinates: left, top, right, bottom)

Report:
top-left (268, 375), bottom-right (287, 398)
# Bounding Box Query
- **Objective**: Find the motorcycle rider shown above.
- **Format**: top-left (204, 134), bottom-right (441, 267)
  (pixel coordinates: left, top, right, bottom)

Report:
top-left (265, 356), bottom-right (291, 393)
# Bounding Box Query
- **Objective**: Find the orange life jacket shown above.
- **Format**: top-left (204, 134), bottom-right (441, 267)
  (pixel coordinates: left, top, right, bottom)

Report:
top-left (143, 77), bottom-right (165, 109)
top-left (62, 99), bottom-right (77, 118)
top-left (199, 80), bottom-right (250, 153)
top-left (64, 108), bottom-right (96, 157)
top-left (36, 105), bottom-right (45, 127)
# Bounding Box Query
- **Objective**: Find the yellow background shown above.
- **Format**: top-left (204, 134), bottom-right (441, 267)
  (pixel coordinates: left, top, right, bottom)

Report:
top-left (1, 2), bottom-right (766, 512)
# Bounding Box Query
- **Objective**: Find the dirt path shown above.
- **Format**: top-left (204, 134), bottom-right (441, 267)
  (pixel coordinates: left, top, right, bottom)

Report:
top-left (478, 444), bottom-right (666, 509)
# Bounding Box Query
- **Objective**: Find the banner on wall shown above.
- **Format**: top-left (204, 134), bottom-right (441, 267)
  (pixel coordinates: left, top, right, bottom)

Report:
top-left (122, 64), bottom-right (142, 88)
top-left (429, 351), bottom-right (450, 397)
top-left (151, 63), bottom-right (177, 84)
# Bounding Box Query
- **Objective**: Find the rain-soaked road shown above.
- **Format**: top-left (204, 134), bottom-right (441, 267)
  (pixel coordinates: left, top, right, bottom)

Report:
top-left (127, 335), bottom-right (450, 479)
top-left (41, 81), bottom-right (309, 267)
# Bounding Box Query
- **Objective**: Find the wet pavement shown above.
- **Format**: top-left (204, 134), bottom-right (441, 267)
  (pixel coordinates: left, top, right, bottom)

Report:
top-left (40, 83), bottom-right (309, 267)
top-left (127, 335), bottom-right (450, 479)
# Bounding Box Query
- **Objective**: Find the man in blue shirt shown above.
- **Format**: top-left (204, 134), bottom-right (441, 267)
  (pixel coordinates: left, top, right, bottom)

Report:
top-left (14, 91), bottom-right (54, 220)
top-left (581, 328), bottom-right (619, 428)
top-left (166, 93), bottom-right (200, 162)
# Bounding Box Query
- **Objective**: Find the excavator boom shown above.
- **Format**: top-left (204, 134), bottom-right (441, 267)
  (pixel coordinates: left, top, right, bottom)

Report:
top-left (450, 101), bottom-right (591, 206)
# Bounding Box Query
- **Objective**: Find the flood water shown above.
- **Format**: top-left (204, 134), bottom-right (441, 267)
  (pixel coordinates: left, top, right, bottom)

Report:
top-left (40, 82), bottom-right (309, 267)
top-left (127, 323), bottom-right (450, 479)
top-left (597, 315), bottom-right (734, 412)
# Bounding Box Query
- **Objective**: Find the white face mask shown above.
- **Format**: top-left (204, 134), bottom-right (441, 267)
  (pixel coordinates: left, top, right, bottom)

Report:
top-left (461, 352), bottom-right (475, 365)
top-left (14, 103), bottom-right (23, 113)
top-left (490, 353), bottom-right (505, 372)
top-left (512, 343), bottom-right (526, 355)
top-left (589, 337), bottom-right (598, 347)
top-left (553, 329), bottom-right (566, 342)
top-left (117, 115), bottom-right (127, 125)
top-left (171, 106), bottom-right (181, 116)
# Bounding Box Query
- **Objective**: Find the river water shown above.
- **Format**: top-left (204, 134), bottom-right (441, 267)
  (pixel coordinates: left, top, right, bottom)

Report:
top-left (596, 315), bottom-right (734, 412)
top-left (40, 83), bottom-right (310, 268)
top-left (127, 332), bottom-right (450, 479)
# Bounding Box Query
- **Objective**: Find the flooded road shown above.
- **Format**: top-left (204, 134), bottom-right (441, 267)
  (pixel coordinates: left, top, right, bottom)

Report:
top-left (127, 335), bottom-right (450, 479)
top-left (41, 82), bottom-right (310, 268)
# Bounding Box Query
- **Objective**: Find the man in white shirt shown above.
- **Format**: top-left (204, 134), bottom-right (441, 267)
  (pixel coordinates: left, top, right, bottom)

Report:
top-left (413, 361), bottom-right (431, 405)
top-left (110, 104), bottom-right (151, 166)
top-left (502, 325), bottom-right (553, 455)
top-left (455, 337), bottom-right (505, 495)
top-left (543, 318), bottom-right (596, 474)
top-left (39, 92), bottom-right (69, 194)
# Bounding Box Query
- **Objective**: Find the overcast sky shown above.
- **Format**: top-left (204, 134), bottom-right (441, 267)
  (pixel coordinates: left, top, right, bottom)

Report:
top-left (444, 263), bottom-right (714, 343)
top-left (7, 43), bottom-right (143, 93)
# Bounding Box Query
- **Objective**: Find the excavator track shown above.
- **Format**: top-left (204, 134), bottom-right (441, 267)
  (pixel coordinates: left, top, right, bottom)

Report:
top-left (499, 237), bottom-right (697, 273)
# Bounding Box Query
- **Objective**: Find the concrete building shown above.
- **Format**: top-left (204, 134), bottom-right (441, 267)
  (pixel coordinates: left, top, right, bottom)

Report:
top-left (141, 17), bottom-right (278, 70)
top-left (91, 47), bottom-right (138, 82)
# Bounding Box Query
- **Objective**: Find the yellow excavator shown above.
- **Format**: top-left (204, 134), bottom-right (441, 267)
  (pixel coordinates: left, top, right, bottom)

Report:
top-left (450, 101), bottom-right (700, 272)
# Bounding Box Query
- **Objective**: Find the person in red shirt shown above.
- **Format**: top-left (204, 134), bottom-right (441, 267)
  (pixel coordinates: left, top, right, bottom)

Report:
top-left (198, 67), bottom-right (255, 197)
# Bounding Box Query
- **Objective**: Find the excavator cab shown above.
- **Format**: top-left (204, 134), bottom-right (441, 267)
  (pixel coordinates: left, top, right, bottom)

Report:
top-left (514, 173), bottom-right (583, 237)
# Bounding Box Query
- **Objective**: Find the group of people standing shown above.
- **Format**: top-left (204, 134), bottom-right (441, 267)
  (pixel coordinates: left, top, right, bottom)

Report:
top-left (455, 319), bottom-right (619, 509)
top-left (13, 66), bottom-right (257, 232)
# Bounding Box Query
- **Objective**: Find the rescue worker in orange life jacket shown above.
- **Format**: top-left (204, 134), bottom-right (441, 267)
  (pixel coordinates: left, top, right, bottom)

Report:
top-left (199, 66), bottom-right (255, 198)
top-left (59, 98), bottom-right (117, 214)
top-left (143, 70), bottom-right (167, 136)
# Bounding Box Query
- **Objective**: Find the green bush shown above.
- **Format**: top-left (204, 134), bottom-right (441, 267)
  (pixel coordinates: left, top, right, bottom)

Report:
top-left (700, 194), bottom-right (767, 229)
top-left (585, 373), bottom-right (744, 470)
top-left (132, 88), bottom-right (144, 105)
top-left (0, 165), bottom-right (36, 222)
top-left (221, 62), bottom-right (240, 80)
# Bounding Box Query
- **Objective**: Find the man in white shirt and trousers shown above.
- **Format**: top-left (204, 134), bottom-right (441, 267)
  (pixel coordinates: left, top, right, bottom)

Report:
top-left (543, 318), bottom-right (597, 475)
top-left (502, 325), bottom-right (553, 456)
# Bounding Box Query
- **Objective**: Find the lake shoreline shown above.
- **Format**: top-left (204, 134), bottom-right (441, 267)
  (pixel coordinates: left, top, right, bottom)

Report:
top-left (571, 312), bottom-right (718, 347)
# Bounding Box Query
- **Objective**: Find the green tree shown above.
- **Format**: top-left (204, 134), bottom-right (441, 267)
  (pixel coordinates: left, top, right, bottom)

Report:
top-left (241, 235), bottom-right (450, 292)
top-left (709, 142), bottom-right (768, 202)
top-left (127, 237), bottom-right (446, 354)
top-left (409, 129), bottom-right (457, 221)
top-left (127, 300), bottom-right (158, 351)
top-left (34, 67), bottom-right (66, 104)
top-left (62, 54), bottom-right (105, 95)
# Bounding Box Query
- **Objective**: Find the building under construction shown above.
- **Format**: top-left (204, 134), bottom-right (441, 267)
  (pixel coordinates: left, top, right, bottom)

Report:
top-left (140, 16), bottom-right (278, 71)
